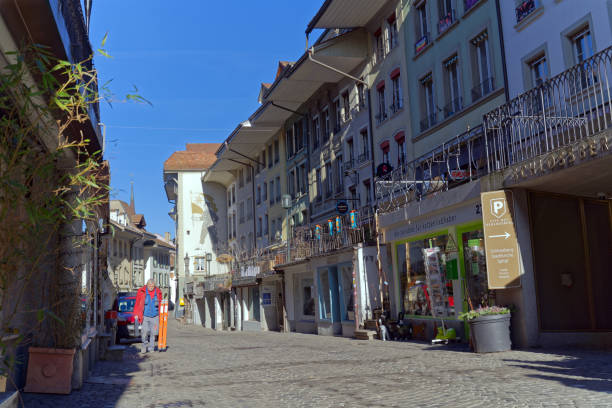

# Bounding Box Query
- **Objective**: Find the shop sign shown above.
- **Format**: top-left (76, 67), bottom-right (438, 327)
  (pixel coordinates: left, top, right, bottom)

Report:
top-left (481, 190), bottom-right (521, 289)
top-left (510, 133), bottom-right (610, 183)
top-left (385, 202), bottom-right (481, 242)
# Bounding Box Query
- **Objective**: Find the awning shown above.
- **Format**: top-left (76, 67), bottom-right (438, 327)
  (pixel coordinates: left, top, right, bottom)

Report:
top-left (265, 29), bottom-right (368, 106)
top-left (306, 0), bottom-right (388, 34)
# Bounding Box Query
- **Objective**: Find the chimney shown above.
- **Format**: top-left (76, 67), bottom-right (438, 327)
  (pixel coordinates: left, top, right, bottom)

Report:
top-left (164, 232), bottom-right (171, 242)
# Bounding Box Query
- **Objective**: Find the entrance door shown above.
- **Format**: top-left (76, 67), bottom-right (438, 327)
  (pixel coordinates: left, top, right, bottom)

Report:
top-left (531, 193), bottom-right (612, 331)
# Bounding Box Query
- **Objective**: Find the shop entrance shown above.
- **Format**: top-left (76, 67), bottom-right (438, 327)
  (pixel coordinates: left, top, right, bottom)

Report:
top-left (530, 192), bottom-right (612, 331)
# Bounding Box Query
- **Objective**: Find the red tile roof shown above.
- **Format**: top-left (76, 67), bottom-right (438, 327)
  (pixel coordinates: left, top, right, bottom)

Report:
top-left (164, 143), bottom-right (221, 171)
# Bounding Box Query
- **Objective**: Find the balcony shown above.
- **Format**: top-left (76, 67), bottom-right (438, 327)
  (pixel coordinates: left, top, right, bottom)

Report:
top-left (443, 97), bottom-right (463, 118)
top-left (414, 32), bottom-right (430, 55)
top-left (358, 152), bottom-right (370, 164)
top-left (483, 45), bottom-right (612, 172)
top-left (420, 112), bottom-right (438, 132)
top-left (464, 0), bottom-right (480, 13)
top-left (281, 213), bottom-right (373, 264)
top-left (471, 77), bottom-right (495, 102)
top-left (438, 10), bottom-right (456, 35)
top-left (516, 0), bottom-right (537, 24)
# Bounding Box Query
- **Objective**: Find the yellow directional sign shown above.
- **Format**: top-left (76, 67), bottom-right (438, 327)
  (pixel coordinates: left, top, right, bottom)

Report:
top-left (481, 190), bottom-right (521, 289)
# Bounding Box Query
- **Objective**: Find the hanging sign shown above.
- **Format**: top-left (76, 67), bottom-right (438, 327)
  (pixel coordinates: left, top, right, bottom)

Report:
top-left (481, 190), bottom-right (521, 289)
top-left (336, 201), bottom-right (349, 214)
top-left (335, 216), bottom-right (342, 233)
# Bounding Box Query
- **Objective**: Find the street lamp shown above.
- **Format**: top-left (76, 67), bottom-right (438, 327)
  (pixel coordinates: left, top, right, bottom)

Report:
top-left (184, 253), bottom-right (190, 277)
top-left (281, 194), bottom-right (292, 263)
top-left (206, 253), bottom-right (212, 276)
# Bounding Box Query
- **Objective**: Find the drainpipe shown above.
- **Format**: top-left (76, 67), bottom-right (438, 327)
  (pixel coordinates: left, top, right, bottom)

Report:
top-left (495, 0), bottom-right (510, 102)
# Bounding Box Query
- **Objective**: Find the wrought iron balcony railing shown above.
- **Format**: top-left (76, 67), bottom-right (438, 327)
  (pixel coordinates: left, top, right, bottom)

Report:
top-left (484, 45), bottom-right (612, 173)
top-left (358, 152), bottom-right (370, 163)
top-left (280, 213), bottom-right (375, 264)
top-left (420, 112), bottom-right (438, 132)
top-left (438, 10), bottom-right (456, 35)
top-left (443, 97), bottom-right (463, 118)
top-left (516, 0), bottom-right (537, 23)
top-left (471, 77), bottom-right (495, 102)
top-left (343, 159), bottom-right (356, 173)
top-left (377, 53), bottom-right (612, 216)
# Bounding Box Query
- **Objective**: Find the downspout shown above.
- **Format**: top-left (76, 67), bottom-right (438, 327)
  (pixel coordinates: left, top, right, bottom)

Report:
top-left (495, 0), bottom-right (510, 102)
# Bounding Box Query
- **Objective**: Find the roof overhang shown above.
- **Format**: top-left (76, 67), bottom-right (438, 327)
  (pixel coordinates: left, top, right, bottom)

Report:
top-left (266, 29), bottom-right (368, 105)
top-left (306, 0), bottom-right (388, 34)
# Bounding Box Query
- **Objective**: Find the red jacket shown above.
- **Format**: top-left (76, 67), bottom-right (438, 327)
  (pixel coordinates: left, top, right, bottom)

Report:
top-left (134, 286), bottom-right (162, 322)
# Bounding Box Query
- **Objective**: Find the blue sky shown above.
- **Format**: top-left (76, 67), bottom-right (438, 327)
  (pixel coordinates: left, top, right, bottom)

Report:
top-left (89, 1), bottom-right (323, 237)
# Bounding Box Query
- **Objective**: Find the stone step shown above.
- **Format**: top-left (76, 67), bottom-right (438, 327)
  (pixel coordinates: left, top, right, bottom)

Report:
top-left (103, 345), bottom-right (126, 362)
top-left (354, 330), bottom-right (377, 340)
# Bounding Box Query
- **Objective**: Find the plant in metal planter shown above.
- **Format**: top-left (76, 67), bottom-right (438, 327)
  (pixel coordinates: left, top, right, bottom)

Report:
top-left (459, 306), bottom-right (512, 353)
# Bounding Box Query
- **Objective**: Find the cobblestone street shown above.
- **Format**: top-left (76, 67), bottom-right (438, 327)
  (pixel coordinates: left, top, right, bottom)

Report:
top-left (23, 320), bottom-right (612, 408)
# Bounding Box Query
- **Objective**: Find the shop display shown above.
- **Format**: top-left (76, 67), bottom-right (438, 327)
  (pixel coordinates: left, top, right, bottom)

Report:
top-left (462, 230), bottom-right (493, 307)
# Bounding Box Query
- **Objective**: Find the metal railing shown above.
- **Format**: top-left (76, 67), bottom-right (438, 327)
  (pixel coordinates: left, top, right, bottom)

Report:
top-left (438, 10), bottom-right (456, 34)
top-left (281, 213), bottom-right (375, 264)
top-left (343, 159), bottom-right (356, 173)
top-left (376, 46), bottom-right (612, 215)
top-left (471, 77), bottom-right (495, 102)
top-left (443, 97), bottom-right (463, 118)
top-left (484, 45), bottom-right (612, 172)
top-left (420, 112), bottom-right (438, 132)
top-left (516, 0), bottom-right (537, 23)
top-left (376, 126), bottom-right (487, 214)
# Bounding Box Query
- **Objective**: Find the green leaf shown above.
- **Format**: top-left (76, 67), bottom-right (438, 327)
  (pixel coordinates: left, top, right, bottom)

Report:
top-left (101, 31), bottom-right (109, 47)
top-left (97, 48), bottom-right (112, 59)
top-left (45, 310), bottom-right (64, 325)
top-left (36, 309), bottom-right (44, 322)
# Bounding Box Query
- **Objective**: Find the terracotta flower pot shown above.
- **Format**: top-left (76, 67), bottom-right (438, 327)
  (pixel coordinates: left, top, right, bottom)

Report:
top-left (24, 347), bottom-right (75, 394)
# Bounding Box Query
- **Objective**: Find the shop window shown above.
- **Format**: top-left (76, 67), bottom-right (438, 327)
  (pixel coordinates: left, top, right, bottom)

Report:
top-left (318, 269), bottom-right (331, 319)
top-left (461, 229), bottom-right (492, 307)
top-left (302, 279), bottom-right (315, 317)
top-left (397, 234), bottom-right (456, 317)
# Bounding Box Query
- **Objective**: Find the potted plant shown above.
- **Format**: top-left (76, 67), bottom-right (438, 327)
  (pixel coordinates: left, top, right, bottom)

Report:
top-left (459, 305), bottom-right (512, 353)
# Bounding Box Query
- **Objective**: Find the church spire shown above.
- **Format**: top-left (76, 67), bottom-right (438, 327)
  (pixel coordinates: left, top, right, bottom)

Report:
top-left (129, 180), bottom-right (135, 214)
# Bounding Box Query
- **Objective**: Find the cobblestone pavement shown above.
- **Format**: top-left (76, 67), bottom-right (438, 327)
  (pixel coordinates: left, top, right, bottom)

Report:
top-left (22, 320), bottom-right (612, 408)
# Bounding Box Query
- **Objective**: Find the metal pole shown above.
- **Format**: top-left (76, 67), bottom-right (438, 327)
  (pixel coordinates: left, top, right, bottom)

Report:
top-left (375, 211), bottom-right (385, 315)
top-left (286, 208), bottom-right (291, 263)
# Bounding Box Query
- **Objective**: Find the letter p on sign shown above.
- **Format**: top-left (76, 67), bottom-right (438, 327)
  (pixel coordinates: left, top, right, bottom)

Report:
top-left (491, 198), bottom-right (507, 218)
